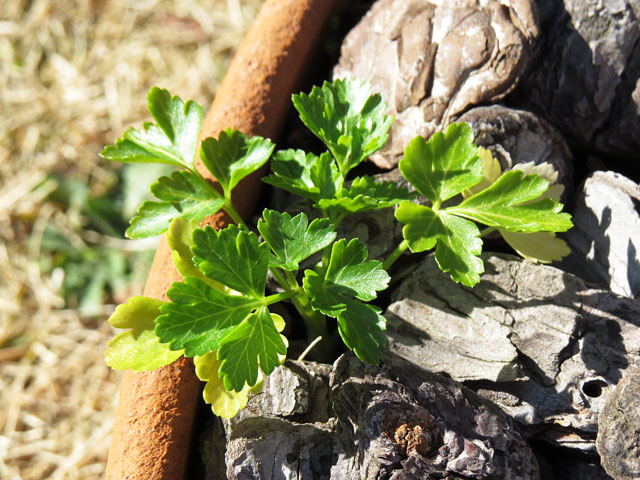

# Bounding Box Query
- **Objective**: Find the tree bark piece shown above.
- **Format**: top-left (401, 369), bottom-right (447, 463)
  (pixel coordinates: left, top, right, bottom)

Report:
top-left (201, 360), bottom-right (334, 479)
top-left (330, 353), bottom-right (539, 479)
top-left (201, 356), bottom-right (538, 479)
top-left (560, 171), bottom-right (640, 299)
top-left (385, 253), bottom-right (640, 458)
top-left (105, 1), bottom-right (341, 479)
top-left (517, 0), bottom-right (640, 157)
top-left (334, 0), bottom-right (539, 168)
top-left (597, 364), bottom-right (640, 480)
top-left (458, 105), bottom-right (574, 199)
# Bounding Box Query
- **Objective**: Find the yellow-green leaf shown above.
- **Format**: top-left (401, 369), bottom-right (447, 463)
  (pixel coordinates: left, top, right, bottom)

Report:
top-left (271, 313), bottom-right (289, 365)
top-left (194, 351), bottom-right (249, 419)
top-left (167, 218), bottom-right (201, 278)
top-left (513, 161), bottom-right (558, 184)
top-left (105, 296), bottom-right (183, 371)
top-left (462, 147), bottom-right (502, 198)
top-left (166, 218), bottom-right (227, 292)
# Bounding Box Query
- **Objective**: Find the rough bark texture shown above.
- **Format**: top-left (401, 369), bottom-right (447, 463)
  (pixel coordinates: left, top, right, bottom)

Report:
top-left (334, 0), bottom-right (539, 168)
top-left (105, 1), bottom-right (341, 479)
top-left (560, 171), bottom-right (640, 299)
top-left (517, 0), bottom-right (640, 157)
top-left (597, 364), bottom-right (640, 480)
top-left (458, 105), bottom-right (574, 198)
top-left (385, 253), bottom-right (640, 458)
top-left (330, 354), bottom-right (539, 480)
top-left (201, 356), bottom-right (539, 479)
top-left (200, 360), bottom-right (335, 479)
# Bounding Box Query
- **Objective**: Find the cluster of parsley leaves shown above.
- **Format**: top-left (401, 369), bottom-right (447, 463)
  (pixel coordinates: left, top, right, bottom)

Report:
top-left (102, 79), bottom-right (572, 418)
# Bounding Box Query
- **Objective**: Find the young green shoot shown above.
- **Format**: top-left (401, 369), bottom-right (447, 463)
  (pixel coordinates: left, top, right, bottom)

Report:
top-left (102, 78), bottom-right (573, 418)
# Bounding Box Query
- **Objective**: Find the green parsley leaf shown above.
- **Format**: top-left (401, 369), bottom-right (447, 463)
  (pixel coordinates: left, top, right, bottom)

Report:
top-left (448, 170), bottom-right (573, 233)
top-left (292, 78), bottom-right (393, 174)
top-left (263, 150), bottom-right (340, 201)
top-left (126, 170), bottom-right (224, 238)
top-left (156, 277), bottom-right (257, 356)
top-left (335, 300), bottom-right (386, 365)
top-left (257, 210), bottom-right (336, 271)
top-left (499, 162), bottom-right (571, 263)
top-left (324, 238), bottom-right (390, 301)
top-left (105, 296), bottom-right (183, 371)
top-left (192, 225), bottom-right (269, 296)
top-left (303, 270), bottom-right (386, 364)
top-left (396, 202), bottom-right (484, 286)
top-left (399, 123), bottom-right (482, 206)
top-left (397, 124), bottom-right (572, 285)
top-left (200, 129), bottom-right (274, 199)
top-left (317, 176), bottom-right (416, 214)
top-left (217, 307), bottom-right (287, 391)
top-left (100, 87), bottom-right (202, 169)
top-left (194, 351), bottom-right (250, 419)
top-left (302, 239), bottom-right (389, 363)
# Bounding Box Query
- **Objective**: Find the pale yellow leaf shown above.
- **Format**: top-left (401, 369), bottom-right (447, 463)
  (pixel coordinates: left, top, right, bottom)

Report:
top-left (501, 230), bottom-right (571, 264)
top-left (512, 161), bottom-right (558, 184)
top-left (513, 162), bottom-right (564, 201)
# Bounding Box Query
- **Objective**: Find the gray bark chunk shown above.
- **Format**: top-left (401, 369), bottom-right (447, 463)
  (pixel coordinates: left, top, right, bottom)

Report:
top-left (200, 360), bottom-right (335, 480)
top-left (596, 364), bottom-right (640, 480)
top-left (329, 353), bottom-right (539, 479)
top-left (518, 0), bottom-right (640, 156)
top-left (234, 360), bottom-right (331, 422)
top-left (225, 418), bottom-right (336, 480)
top-left (201, 356), bottom-right (540, 479)
top-left (386, 253), bottom-right (640, 452)
top-left (458, 105), bottom-right (574, 198)
top-left (560, 171), bottom-right (640, 299)
top-left (334, 0), bottom-right (539, 168)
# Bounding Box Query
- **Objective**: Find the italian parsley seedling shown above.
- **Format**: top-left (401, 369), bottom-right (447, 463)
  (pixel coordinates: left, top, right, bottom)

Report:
top-left (102, 78), bottom-right (572, 418)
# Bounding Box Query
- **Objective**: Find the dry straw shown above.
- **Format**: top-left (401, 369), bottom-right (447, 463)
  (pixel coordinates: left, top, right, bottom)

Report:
top-left (0, 1), bottom-right (261, 478)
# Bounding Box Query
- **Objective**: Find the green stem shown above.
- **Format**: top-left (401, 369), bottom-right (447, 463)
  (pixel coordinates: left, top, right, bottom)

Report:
top-left (383, 239), bottom-right (409, 270)
top-left (332, 212), bottom-right (347, 229)
top-left (284, 270), bottom-right (298, 288)
top-left (319, 244), bottom-right (332, 276)
top-left (269, 266), bottom-right (331, 361)
top-left (480, 227), bottom-right (496, 238)
top-left (263, 289), bottom-right (301, 306)
top-left (222, 199), bottom-right (245, 226)
top-left (269, 267), bottom-right (292, 292)
top-left (191, 168), bottom-right (245, 226)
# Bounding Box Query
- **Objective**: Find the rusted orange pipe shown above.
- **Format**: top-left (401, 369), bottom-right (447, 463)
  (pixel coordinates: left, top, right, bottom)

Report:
top-left (105, 1), bottom-right (342, 478)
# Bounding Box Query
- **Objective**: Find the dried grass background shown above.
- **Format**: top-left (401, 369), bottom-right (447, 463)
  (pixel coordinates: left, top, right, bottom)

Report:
top-left (0, 1), bottom-right (262, 478)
